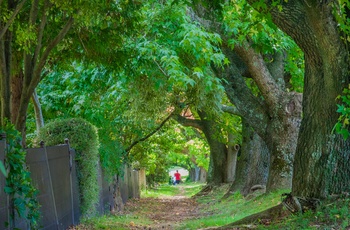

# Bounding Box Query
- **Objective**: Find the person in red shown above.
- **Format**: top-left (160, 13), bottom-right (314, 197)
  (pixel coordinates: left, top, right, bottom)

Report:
top-left (174, 170), bottom-right (181, 185)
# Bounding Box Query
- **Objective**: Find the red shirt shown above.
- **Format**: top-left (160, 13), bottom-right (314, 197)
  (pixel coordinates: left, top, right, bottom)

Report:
top-left (174, 172), bottom-right (181, 180)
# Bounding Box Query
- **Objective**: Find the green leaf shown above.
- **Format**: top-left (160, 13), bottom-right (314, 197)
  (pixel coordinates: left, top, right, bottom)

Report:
top-left (0, 161), bottom-right (6, 177)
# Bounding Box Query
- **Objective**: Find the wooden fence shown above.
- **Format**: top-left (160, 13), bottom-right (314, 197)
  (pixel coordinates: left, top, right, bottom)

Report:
top-left (0, 138), bottom-right (140, 230)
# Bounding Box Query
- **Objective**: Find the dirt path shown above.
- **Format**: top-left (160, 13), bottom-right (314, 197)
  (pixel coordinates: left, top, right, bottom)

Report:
top-left (125, 185), bottom-right (202, 229)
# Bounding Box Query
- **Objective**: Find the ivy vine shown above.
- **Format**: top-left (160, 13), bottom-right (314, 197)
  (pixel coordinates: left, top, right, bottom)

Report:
top-left (2, 122), bottom-right (40, 229)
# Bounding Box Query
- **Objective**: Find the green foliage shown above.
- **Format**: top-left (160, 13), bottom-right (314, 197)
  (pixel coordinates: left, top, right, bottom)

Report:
top-left (1, 122), bottom-right (40, 229)
top-left (124, 0), bottom-right (226, 118)
top-left (222, 0), bottom-right (304, 92)
top-left (130, 122), bottom-right (210, 185)
top-left (334, 85), bottom-right (350, 139)
top-left (37, 118), bottom-right (99, 218)
top-left (0, 161), bottom-right (6, 177)
top-left (333, 1), bottom-right (350, 42)
top-left (35, 63), bottom-right (128, 179)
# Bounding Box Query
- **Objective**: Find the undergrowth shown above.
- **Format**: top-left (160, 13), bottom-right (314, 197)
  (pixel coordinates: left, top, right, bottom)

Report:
top-left (263, 196), bottom-right (350, 229)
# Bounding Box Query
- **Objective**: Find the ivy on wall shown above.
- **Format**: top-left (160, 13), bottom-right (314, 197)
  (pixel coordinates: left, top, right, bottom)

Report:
top-left (2, 122), bottom-right (40, 229)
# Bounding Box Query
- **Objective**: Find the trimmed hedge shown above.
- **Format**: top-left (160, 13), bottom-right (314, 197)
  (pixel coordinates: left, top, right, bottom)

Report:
top-left (37, 118), bottom-right (99, 218)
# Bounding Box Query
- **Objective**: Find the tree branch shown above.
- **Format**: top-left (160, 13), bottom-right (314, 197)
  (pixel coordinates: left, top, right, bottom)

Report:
top-left (125, 112), bottom-right (173, 153)
top-left (33, 0), bottom-right (50, 68)
top-left (0, 0), bottom-right (27, 39)
top-left (234, 41), bottom-right (282, 109)
top-left (221, 105), bottom-right (241, 116)
top-left (212, 44), bottom-right (269, 137)
top-left (173, 114), bottom-right (204, 130)
top-left (29, 16), bottom-right (74, 93)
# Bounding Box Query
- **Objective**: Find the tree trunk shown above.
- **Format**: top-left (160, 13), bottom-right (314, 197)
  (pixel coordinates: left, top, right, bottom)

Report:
top-left (198, 110), bottom-right (228, 185)
top-left (264, 92), bottom-right (302, 191)
top-left (112, 175), bottom-right (124, 213)
top-left (173, 111), bottom-right (228, 185)
top-left (216, 46), bottom-right (302, 191)
top-left (226, 132), bottom-right (239, 182)
top-left (32, 89), bottom-right (44, 132)
top-left (0, 31), bottom-right (12, 126)
top-left (227, 119), bottom-right (269, 196)
top-left (249, 1), bottom-right (350, 198)
top-left (11, 73), bottom-right (23, 125)
top-left (199, 166), bottom-right (207, 182)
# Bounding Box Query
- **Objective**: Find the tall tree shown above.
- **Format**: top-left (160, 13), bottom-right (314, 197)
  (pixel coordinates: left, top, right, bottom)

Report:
top-left (206, 0), bottom-right (350, 198)
top-left (244, 1), bottom-right (350, 198)
top-left (0, 0), bottom-right (139, 138)
top-left (174, 108), bottom-right (241, 185)
top-left (191, 1), bottom-right (304, 191)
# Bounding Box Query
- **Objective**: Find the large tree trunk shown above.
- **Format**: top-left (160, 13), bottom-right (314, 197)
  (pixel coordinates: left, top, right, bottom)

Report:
top-left (251, 1), bottom-right (350, 198)
top-left (0, 0), bottom-right (73, 139)
top-left (226, 132), bottom-right (239, 182)
top-left (216, 46), bottom-right (302, 191)
top-left (198, 110), bottom-right (228, 185)
top-left (264, 92), bottom-right (302, 191)
top-left (227, 119), bottom-right (269, 196)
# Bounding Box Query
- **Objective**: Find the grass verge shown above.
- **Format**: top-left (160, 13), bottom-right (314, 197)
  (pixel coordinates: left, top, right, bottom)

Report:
top-left (73, 183), bottom-right (350, 229)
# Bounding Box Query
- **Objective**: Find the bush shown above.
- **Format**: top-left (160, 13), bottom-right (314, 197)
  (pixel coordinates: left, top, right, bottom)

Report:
top-left (37, 118), bottom-right (99, 218)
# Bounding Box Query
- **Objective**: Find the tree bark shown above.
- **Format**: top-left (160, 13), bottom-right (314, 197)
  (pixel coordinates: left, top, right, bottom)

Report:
top-left (245, 1), bottom-right (350, 198)
top-left (226, 119), bottom-right (269, 196)
top-left (214, 45), bottom-right (302, 191)
top-left (197, 110), bottom-right (228, 185)
top-left (0, 29), bottom-right (12, 125)
top-left (226, 132), bottom-right (239, 182)
top-left (32, 89), bottom-right (44, 132)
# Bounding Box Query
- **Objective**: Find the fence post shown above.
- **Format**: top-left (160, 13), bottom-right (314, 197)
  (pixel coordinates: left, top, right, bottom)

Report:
top-left (65, 138), bottom-right (75, 225)
top-left (41, 141), bottom-right (59, 229)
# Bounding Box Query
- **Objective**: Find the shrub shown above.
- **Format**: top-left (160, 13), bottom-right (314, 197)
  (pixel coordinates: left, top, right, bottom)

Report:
top-left (37, 118), bottom-right (99, 218)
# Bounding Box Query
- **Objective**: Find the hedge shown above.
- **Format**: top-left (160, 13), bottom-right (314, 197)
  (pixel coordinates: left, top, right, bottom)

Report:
top-left (37, 118), bottom-right (99, 218)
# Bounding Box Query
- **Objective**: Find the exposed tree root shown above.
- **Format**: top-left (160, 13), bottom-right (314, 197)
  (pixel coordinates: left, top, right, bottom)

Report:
top-left (202, 204), bottom-right (289, 229)
top-left (192, 184), bottom-right (214, 197)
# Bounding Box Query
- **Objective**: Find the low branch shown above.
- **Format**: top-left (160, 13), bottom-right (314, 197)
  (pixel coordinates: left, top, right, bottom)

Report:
top-left (221, 105), bottom-right (241, 116)
top-left (173, 114), bottom-right (203, 130)
top-left (125, 112), bottom-right (173, 153)
top-left (235, 42), bottom-right (282, 109)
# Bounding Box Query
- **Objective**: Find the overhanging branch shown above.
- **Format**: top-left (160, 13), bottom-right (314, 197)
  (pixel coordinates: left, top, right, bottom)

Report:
top-left (125, 112), bottom-right (173, 153)
top-left (173, 114), bottom-right (203, 130)
top-left (221, 105), bottom-right (242, 117)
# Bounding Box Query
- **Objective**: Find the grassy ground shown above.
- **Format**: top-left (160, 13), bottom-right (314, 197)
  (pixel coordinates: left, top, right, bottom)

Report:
top-left (74, 182), bottom-right (350, 229)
